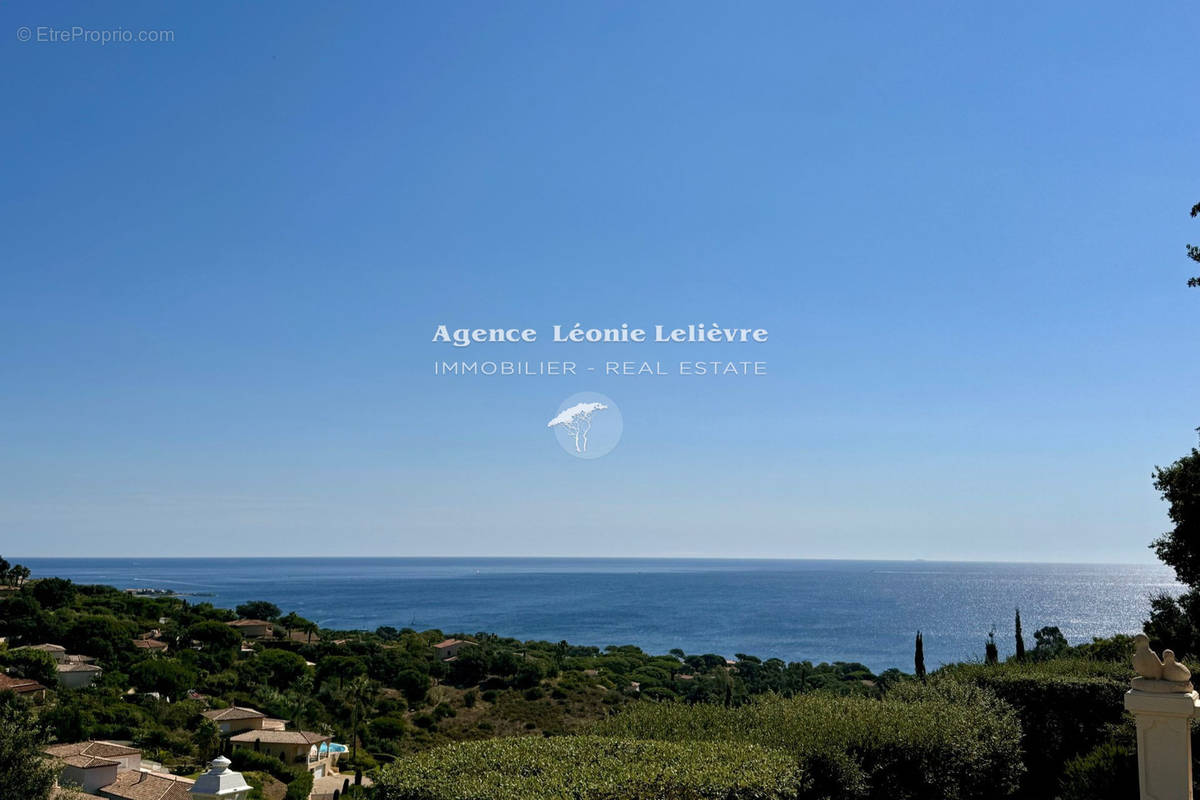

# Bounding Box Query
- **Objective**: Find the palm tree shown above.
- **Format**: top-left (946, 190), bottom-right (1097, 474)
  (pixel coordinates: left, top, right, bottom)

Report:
top-left (278, 612), bottom-right (302, 640)
top-left (287, 674), bottom-right (314, 729)
top-left (341, 676), bottom-right (376, 765)
top-left (301, 620), bottom-right (319, 644)
top-left (195, 719), bottom-right (221, 762)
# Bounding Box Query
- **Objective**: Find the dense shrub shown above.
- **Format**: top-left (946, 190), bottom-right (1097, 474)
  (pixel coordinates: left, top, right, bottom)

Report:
top-left (229, 748), bottom-right (291, 783)
top-left (376, 735), bottom-right (808, 800)
top-left (284, 771), bottom-right (313, 800)
top-left (938, 660), bottom-right (1130, 797)
top-left (1058, 740), bottom-right (1138, 800)
top-left (594, 687), bottom-right (1023, 800)
top-left (371, 715), bottom-right (409, 739)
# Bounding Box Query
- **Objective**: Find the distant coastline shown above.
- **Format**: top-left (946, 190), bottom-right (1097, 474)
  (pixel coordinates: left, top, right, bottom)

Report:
top-left (15, 557), bottom-right (1179, 673)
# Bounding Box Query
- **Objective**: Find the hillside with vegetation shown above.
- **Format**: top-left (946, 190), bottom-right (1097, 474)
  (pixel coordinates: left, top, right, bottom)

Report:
top-left (0, 556), bottom-right (1149, 800)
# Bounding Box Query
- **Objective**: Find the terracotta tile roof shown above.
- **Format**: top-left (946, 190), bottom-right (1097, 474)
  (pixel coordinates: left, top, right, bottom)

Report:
top-left (53, 787), bottom-right (104, 800)
top-left (19, 643), bottom-right (67, 653)
top-left (0, 673), bottom-right (46, 694)
top-left (101, 771), bottom-right (194, 800)
top-left (229, 730), bottom-right (331, 745)
top-left (227, 619), bottom-right (273, 627)
top-left (201, 706), bottom-right (265, 722)
top-left (132, 639), bottom-right (168, 650)
top-left (57, 663), bottom-right (102, 673)
top-left (58, 754), bottom-right (120, 769)
top-left (44, 741), bottom-right (141, 760)
top-left (433, 638), bottom-right (474, 649)
top-left (63, 654), bottom-right (98, 664)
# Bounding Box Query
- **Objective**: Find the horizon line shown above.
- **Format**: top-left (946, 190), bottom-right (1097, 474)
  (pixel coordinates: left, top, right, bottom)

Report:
top-left (10, 554), bottom-right (1168, 568)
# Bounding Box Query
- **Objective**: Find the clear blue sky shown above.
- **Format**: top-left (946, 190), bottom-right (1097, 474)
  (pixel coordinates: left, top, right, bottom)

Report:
top-left (1, 1), bottom-right (1196, 560)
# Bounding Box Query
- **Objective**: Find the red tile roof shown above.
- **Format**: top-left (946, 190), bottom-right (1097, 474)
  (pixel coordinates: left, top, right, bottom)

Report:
top-left (433, 638), bottom-right (474, 649)
top-left (229, 730), bottom-right (330, 745)
top-left (0, 673), bottom-right (46, 694)
top-left (44, 741), bottom-right (141, 761)
top-left (132, 639), bottom-right (168, 650)
top-left (201, 706), bottom-right (266, 722)
top-left (101, 770), bottom-right (193, 800)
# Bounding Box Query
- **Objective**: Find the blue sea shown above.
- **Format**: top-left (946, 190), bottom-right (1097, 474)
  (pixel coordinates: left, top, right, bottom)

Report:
top-left (17, 558), bottom-right (1180, 673)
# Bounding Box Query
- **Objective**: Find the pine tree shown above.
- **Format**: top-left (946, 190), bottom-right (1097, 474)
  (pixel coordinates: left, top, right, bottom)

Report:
top-left (985, 628), bottom-right (999, 665)
top-left (1014, 608), bottom-right (1026, 661)
top-left (914, 631), bottom-right (926, 679)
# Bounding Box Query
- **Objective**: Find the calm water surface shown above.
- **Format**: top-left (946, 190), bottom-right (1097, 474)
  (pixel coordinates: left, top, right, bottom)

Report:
top-left (18, 558), bottom-right (1179, 673)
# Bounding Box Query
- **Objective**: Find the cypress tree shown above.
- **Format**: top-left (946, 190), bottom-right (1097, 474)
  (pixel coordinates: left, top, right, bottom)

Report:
top-left (1015, 608), bottom-right (1026, 661)
top-left (985, 628), bottom-right (999, 665)
top-left (914, 630), bottom-right (926, 679)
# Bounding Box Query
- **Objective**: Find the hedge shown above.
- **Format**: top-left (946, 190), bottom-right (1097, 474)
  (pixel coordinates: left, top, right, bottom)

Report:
top-left (230, 748), bottom-right (312, 795)
top-left (229, 748), bottom-right (290, 783)
top-left (937, 660), bottom-right (1130, 798)
top-left (593, 684), bottom-right (1023, 800)
top-left (1058, 739), bottom-right (1139, 800)
top-left (284, 771), bottom-right (314, 800)
top-left (375, 735), bottom-right (809, 800)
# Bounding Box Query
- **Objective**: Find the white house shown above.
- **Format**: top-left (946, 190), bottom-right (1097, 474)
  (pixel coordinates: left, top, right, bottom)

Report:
top-left (57, 662), bottom-right (102, 689)
top-left (43, 742), bottom-right (142, 795)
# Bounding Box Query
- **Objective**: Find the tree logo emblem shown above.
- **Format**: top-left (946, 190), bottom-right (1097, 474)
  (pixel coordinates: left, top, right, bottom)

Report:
top-left (547, 392), bottom-right (622, 459)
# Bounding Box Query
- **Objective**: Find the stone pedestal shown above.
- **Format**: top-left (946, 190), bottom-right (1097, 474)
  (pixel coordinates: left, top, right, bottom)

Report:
top-left (1125, 688), bottom-right (1200, 800)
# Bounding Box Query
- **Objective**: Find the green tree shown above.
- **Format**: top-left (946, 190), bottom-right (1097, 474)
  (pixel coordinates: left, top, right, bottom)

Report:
top-left (257, 649), bottom-right (309, 689)
top-left (342, 676), bottom-right (377, 766)
top-left (0, 694), bottom-right (58, 800)
top-left (1186, 201), bottom-right (1200, 287)
top-left (0, 592), bottom-right (49, 644)
top-left (1145, 440), bottom-right (1200, 657)
top-left (1, 648), bottom-right (58, 687)
top-left (30, 577), bottom-right (76, 610)
top-left (7, 565), bottom-right (31, 588)
top-left (1014, 608), bottom-right (1026, 661)
top-left (1150, 443), bottom-right (1200, 585)
top-left (394, 669), bottom-right (429, 706)
top-left (914, 631), bottom-right (926, 679)
top-left (65, 614), bottom-right (137, 662)
top-left (40, 703), bottom-right (90, 743)
top-left (1031, 626), bottom-right (1069, 661)
top-left (187, 620), bottom-right (242, 669)
top-left (235, 601), bottom-right (280, 620)
top-left (277, 612), bottom-right (310, 640)
top-left (985, 629), bottom-right (999, 666)
top-left (129, 658), bottom-right (196, 700)
top-left (316, 656), bottom-right (366, 692)
top-left (194, 718), bottom-right (221, 762)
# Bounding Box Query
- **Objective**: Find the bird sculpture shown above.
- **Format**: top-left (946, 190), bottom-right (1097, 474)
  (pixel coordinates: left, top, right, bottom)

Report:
top-left (1133, 633), bottom-right (1164, 679)
top-left (1162, 650), bottom-right (1192, 683)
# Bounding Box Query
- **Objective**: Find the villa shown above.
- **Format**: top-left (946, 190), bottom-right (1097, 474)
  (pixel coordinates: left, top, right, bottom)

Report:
top-left (226, 619), bottom-right (273, 639)
top-left (133, 637), bottom-right (169, 653)
top-left (200, 706), bottom-right (285, 735)
top-left (64, 654), bottom-right (98, 665)
top-left (432, 638), bottom-right (475, 661)
top-left (14, 643), bottom-right (104, 688)
top-left (228, 730), bottom-right (339, 777)
top-left (58, 661), bottom-right (103, 689)
top-left (43, 741), bottom-right (143, 795)
top-left (100, 770), bottom-right (194, 800)
top-left (16, 643), bottom-right (68, 662)
top-left (0, 672), bottom-right (47, 699)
